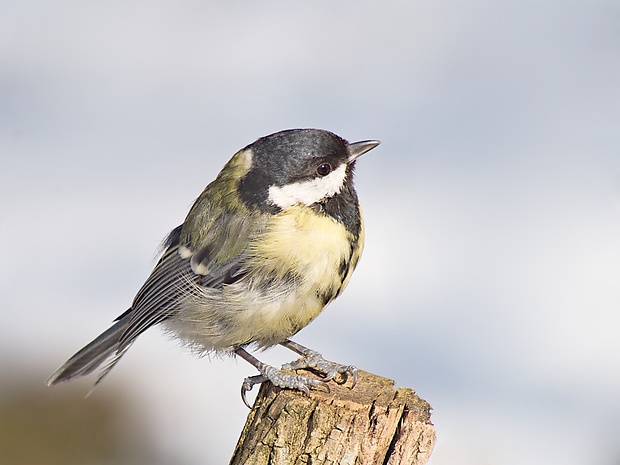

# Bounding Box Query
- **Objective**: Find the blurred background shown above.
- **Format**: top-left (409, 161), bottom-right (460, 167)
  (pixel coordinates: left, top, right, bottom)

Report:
top-left (1, 0), bottom-right (619, 464)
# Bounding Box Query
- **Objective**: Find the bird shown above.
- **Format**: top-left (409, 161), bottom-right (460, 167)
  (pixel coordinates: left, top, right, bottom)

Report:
top-left (46, 128), bottom-right (380, 406)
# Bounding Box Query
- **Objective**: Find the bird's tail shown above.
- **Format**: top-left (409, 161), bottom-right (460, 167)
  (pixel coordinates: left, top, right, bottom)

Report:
top-left (46, 311), bottom-right (132, 388)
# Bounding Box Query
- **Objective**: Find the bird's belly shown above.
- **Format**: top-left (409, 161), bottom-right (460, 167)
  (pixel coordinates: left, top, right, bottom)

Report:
top-left (166, 283), bottom-right (325, 352)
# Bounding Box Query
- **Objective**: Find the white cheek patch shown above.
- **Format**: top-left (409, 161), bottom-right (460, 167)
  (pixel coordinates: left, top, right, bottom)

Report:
top-left (268, 163), bottom-right (348, 209)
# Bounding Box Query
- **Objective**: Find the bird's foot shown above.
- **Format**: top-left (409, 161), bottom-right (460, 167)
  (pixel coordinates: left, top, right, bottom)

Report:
top-left (282, 349), bottom-right (358, 387)
top-left (240, 365), bottom-right (328, 408)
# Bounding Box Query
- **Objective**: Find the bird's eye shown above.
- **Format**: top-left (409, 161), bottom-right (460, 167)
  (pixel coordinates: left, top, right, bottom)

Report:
top-left (316, 163), bottom-right (332, 177)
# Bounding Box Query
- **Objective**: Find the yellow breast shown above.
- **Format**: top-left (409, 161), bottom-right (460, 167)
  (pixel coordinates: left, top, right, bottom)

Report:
top-left (237, 205), bottom-right (363, 344)
top-left (250, 205), bottom-right (359, 294)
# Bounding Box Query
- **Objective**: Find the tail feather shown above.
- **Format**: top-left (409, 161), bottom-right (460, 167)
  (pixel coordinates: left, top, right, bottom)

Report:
top-left (46, 312), bottom-right (132, 386)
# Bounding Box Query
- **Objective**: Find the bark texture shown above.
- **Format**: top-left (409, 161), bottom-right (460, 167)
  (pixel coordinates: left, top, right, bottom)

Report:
top-left (230, 370), bottom-right (435, 465)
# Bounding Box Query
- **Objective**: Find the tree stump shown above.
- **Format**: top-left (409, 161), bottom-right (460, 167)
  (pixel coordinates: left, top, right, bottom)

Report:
top-left (229, 370), bottom-right (435, 465)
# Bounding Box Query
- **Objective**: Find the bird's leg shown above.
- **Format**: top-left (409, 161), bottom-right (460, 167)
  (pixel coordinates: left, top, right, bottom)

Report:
top-left (279, 339), bottom-right (358, 387)
top-left (235, 347), bottom-right (327, 408)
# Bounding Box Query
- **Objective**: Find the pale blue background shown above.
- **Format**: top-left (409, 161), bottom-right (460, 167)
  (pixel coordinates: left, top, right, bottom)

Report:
top-left (2, 1), bottom-right (619, 464)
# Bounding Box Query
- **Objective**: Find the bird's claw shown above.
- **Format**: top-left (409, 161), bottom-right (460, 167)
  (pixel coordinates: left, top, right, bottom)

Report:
top-left (241, 374), bottom-right (265, 408)
top-left (282, 351), bottom-right (358, 388)
top-left (240, 365), bottom-right (329, 408)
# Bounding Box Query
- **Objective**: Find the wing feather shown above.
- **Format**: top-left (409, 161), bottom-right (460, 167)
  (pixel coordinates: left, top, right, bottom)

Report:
top-left (117, 216), bottom-right (255, 350)
top-left (118, 244), bottom-right (194, 349)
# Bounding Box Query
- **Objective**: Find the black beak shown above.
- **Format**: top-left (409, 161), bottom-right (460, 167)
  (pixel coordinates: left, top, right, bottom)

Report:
top-left (347, 140), bottom-right (381, 163)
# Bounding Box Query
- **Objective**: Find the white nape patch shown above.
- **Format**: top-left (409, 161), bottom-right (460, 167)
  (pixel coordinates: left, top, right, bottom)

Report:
top-left (242, 148), bottom-right (253, 171)
top-left (268, 163), bottom-right (348, 209)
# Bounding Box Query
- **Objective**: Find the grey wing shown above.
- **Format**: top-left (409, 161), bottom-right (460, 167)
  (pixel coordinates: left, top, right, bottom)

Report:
top-left (117, 225), bottom-right (246, 350)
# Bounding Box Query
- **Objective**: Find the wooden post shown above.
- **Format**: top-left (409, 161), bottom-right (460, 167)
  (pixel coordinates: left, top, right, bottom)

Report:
top-left (230, 370), bottom-right (435, 465)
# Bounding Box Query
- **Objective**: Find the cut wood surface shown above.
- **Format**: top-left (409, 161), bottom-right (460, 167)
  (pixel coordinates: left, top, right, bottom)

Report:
top-left (230, 369), bottom-right (435, 465)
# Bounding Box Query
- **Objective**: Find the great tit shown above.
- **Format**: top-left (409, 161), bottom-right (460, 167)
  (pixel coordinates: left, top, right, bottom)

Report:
top-left (47, 128), bottom-right (379, 405)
